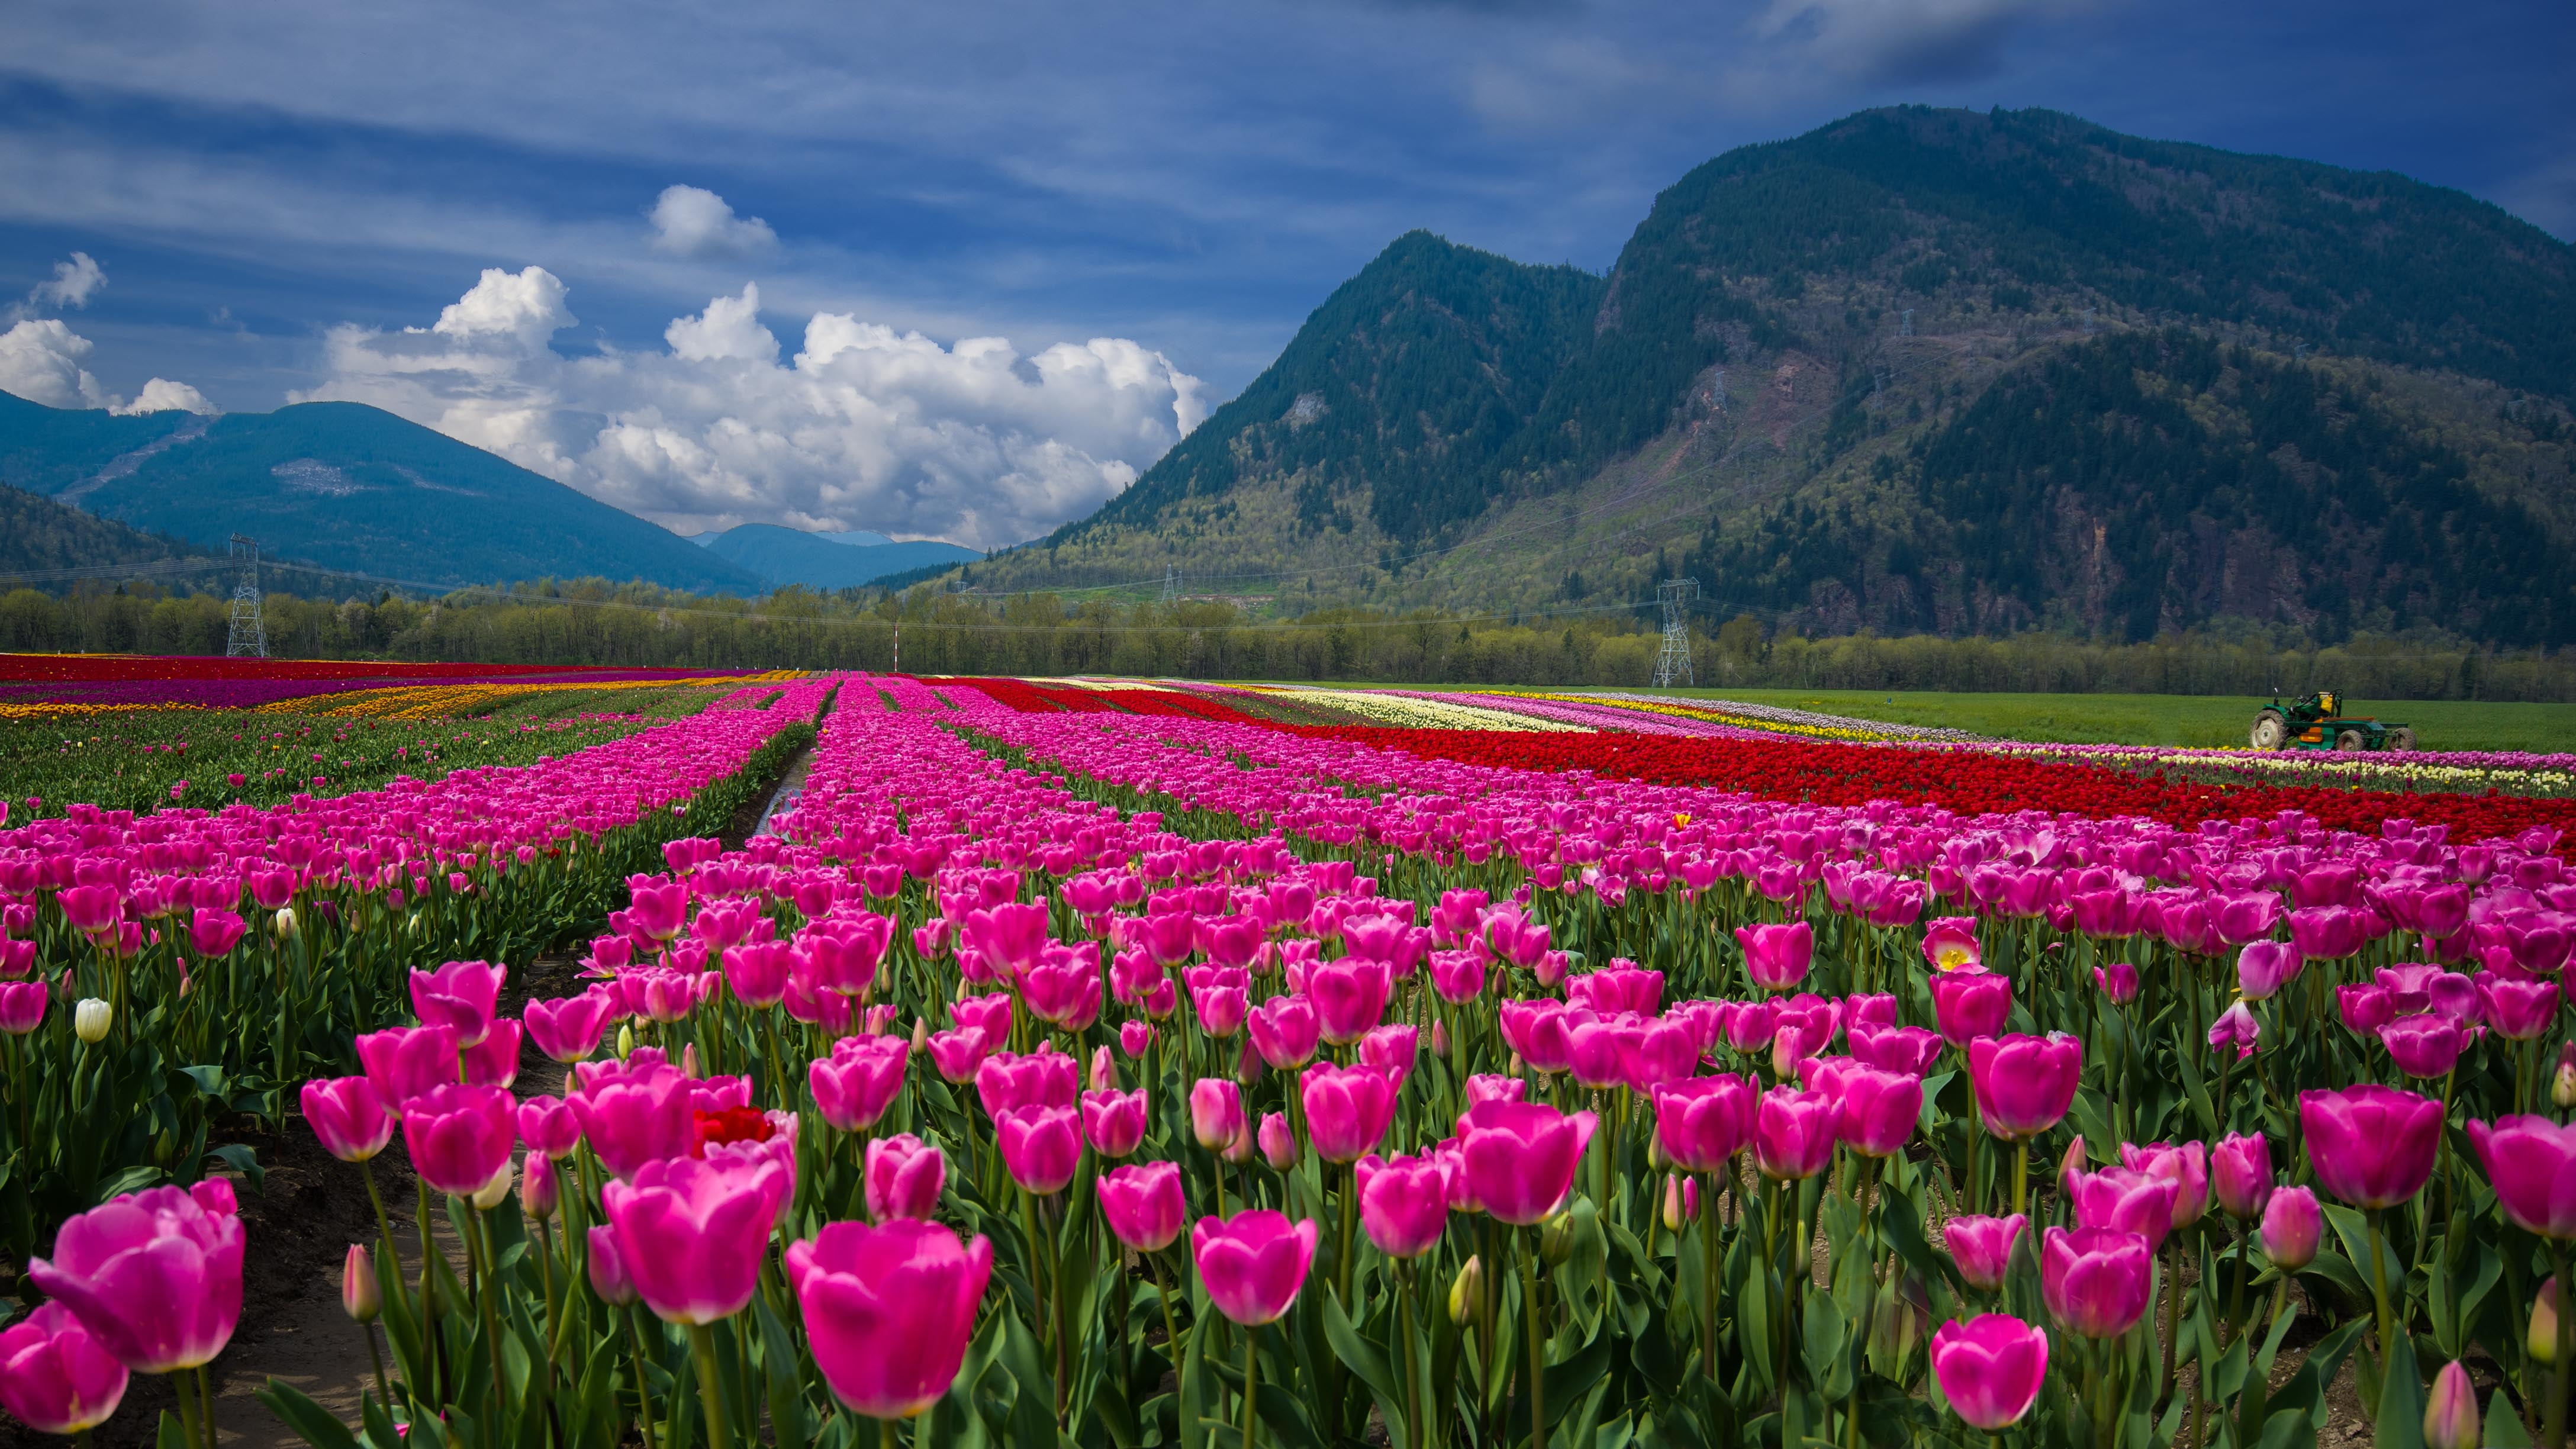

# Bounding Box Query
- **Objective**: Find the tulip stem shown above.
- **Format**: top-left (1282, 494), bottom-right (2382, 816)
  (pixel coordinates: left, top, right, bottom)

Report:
top-left (1240, 1323), bottom-right (1260, 1449)
top-left (2365, 1208), bottom-right (2397, 1384)
top-left (1523, 1227), bottom-right (1548, 1449)
top-left (1337, 1160), bottom-right (1358, 1306)
top-left (1702, 1170), bottom-right (1722, 1383)
top-left (197, 1364), bottom-right (220, 1449)
top-left (360, 1158), bottom-right (398, 1284)
top-left (2011, 1139), bottom-right (2028, 1221)
top-left (624, 1308), bottom-right (661, 1449)
top-left (688, 1322), bottom-right (732, 1449)
top-left (170, 1368), bottom-right (205, 1449)
top-left (473, 1207), bottom-right (513, 1426)
top-left (363, 1321), bottom-right (391, 1416)
top-left (2551, 1240), bottom-right (2572, 1449)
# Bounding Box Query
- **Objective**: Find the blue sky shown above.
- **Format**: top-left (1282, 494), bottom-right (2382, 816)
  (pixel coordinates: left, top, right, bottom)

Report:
top-left (1, 0), bottom-right (2569, 544)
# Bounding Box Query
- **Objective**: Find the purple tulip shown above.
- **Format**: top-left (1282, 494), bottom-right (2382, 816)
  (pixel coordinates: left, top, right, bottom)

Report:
top-left (1099, 1162), bottom-right (1187, 1252)
top-left (2468, 1116), bottom-right (2576, 1239)
top-left (1356, 1152), bottom-right (1451, 1258)
top-left (2300, 1085), bottom-right (2442, 1209)
top-left (2040, 1225), bottom-right (2155, 1339)
top-left (1930, 1314), bottom-right (2046, 1430)
top-left (864, 1134), bottom-right (946, 1222)
top-left (1944, 1212), bottom-right (2027, 1293)
top-left (1930, 969), bottom-right (2012, 1047)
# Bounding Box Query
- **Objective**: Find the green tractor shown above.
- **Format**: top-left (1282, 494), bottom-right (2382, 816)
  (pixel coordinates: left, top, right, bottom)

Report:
top-left (2249, 690), bottom-right (2417, 752)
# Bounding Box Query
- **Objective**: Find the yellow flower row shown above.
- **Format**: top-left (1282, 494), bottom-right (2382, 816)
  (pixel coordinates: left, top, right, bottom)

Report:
top-left (1233, 684), bottom-right (1583, 733)
top-left (0, 702), bottom-right (165, 721)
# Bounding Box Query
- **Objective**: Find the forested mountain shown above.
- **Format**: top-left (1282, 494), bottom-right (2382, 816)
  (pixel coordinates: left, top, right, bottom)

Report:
top-left (0, 394), bottom-right (768, 593)
top-left (973, 106), bottom-right (2576, 645)
top-left (695, 523), bottom-right (981, 590)
top-left (0, 481), bottom-right (204, 578)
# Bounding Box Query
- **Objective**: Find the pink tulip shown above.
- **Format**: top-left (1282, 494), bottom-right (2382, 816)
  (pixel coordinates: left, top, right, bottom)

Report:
top-left (402, 1083), bottom-right (519, 1197)
top-left (723, 940), bottom-right (794, 1008)
top-left (2481, 973), bottom-right (2559, 1041)
top-left (1653, 1074), bottom-right (1757, 1173)
top-left (2213, 891), bottom-right (2282, 945)
top-left (1753, 1087), bottom-right (1837, 1180)
top-left (1120, 1020), bottom-right (1153, 1058)
top-left (1248, 995), bottom-right (1321, 1069)
top-left (1968, 1033), bottom-right (2082, 1139)
top-left (301, 1076), bottom-right (394, 1163)
top-left (1190, 1078), bottom-right (1247, 1152)
top-left (521, 1153), bottom-right (561, 1218)
top-left (1834, 1065), bottom-right (1922, 1158)
top-left (1735, 921), bottom-right (1812, 992)
top-left (2299, 1085), bottom-right (2442, 1209)
top-left (2337, 983), bottom-right (2397, 1038)
top-left (811, 1035), bottom-right (907, 1133)
top-left (569, 1056), bottom-right (697, 1180)
top-left (1081, 1089), bottom-right (1148, 1159)
top-left (462, 1020), bottom-right (522, 1089)
top-left (1190, 981), bottom-right (1248, 1039)
top-left (2208, 1002), bottom-right (2261, 1060)
top-left (1920, 917), bottom-right (1981, 973)
top-left (996, 1105), bottom-right (1083, 1194)
top-left (1308, 957), bottom-right (1392, 1045)
top-left (926, 1026), bottom-right (993, 1084)
top-left (2091, 962), bottom-right (2139, 1004)
top-left (1465, 1074), bottom-right (1527, 1108)
top-left (2424, 1359), bottom-right (2480, 1449)
top-left (2379, 1016), bottom-right (2465, 1078)
top-left (2236, 942), bottom-right (2302, 1000)
top-left (0, 1302), bottom-right (128, 1434)
top-left (789, 1219), bottom-right (993, 1420)
top-left (524, 988), bottom-right (616, 1064)
top-left (864, 1134), bottom-right (946, 1222)
top-left (1099, 1162), bottom-right (1187, 1252)
top-left (2289, 906), bottom-right (2366, 960)
top-left (186, 908), bottom-right (246, 959)
top-left (1192, 1210), bottom-right (1319, 1325)
top-left (2468, 1116), bottom-right (2576, 1239)
top-left (517, 1094), bottom-right (581, 1158)
top-left (1930, 1314), bottom-right (2046, 1430)
top-left (627, 882), bottom-right (689, 942)
top-left (354, 1023), bottom-right (459, 1112)
top-left (974, 1048), bottom-right (1078, 1118)
top-left (2040, 1226), bottom-right (2155, 1339)
top-left (1302, 1062), bottom-right (1399, 1164)
top-left (964, 901), bottom-right (1049, 978)
top-left (1429, 951), bottom-right (1486, 1003)
top-left (2119, 1140), bottom-right (2210, 1228)
top-left (29, 1186), bottom-right (243, 1372)
top-left (1930, 969), bottom-right (2011, 1046)
top-left (1458, 1100), bottom-right (1596, 1225)
top-left (601, 1154), bottom-right (791, 1323)
top-left (0, 979), bottom-right (44, 1035)
top-left (2211, 1132), bottom-right (2274, 1219)
top-left (2261, 1186), bottom-right (2321, 1269)
top-left (1499, 998), bottom-right (1574, 1074)
top-left (1356, 1152), bottom-right (1450, 1258)
top-left (1943, 1213), bottom-right (2026, 1293)
top-left (588, 1223), bottom-right (638, 1304)
top-left (410, 960), bottom-right (505, 1045)
top-left (1848, 1023), bottom-right (1942, 1077)
top-left (1361, 1023), bottom-right (1421, 1089)
top-left (1259, 1112), bottom-right (1299, 1170)
top-left (2067, 1166), bottom-right (2181, 1249)
top-left (952, 991), bottom-right (1013, 1042)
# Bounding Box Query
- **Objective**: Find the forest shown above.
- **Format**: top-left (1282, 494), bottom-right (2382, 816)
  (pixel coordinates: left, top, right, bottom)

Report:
top-left (5, 575), bottom-right (2572, 700)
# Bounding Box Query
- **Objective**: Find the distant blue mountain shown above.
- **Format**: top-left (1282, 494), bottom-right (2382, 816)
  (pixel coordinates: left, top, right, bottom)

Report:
top-left (696, 523), bottom-right (980, 589)
top-left (0, 392), bottom-right (768, 593)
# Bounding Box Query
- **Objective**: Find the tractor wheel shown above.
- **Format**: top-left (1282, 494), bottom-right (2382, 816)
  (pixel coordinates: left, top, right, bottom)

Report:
top-left (2389, 726), bottom-right (2418, 751)
top-left (2250, 710), bottom-right (2288, 750)
top-left (2334, 729), bottom-right (2366, 752)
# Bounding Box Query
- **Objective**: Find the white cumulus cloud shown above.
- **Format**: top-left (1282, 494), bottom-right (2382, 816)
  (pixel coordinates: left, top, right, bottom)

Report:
top-left (648, 185), bottom-right (779, 259)
top-left (0, 318), bottom-right (110, 408)
top-left (114, 377), bottom-right (220, 416)
top-left (0, 317), bottom-right (218, 414)
top-left (295, 266), bottom-right (1208, 550)
top-left (9, 252), bottom-right (108, 324)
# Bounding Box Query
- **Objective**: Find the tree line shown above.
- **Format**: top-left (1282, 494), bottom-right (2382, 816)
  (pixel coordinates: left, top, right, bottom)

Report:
top-left (1, 578), bottom-right (2570, 701)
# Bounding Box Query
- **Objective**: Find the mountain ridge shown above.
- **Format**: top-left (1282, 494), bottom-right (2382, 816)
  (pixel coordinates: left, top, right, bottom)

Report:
top-left (970, 105), bottom-right (2576, 645)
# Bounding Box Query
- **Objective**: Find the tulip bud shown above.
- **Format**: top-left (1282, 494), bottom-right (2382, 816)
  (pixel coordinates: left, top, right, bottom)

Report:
top-left (2261, 1186), bottom-right (2321, 1271)
top-left (273, 907), bottom-right (298, 939)
top-left (2555, 1044), bottom-right (2576, 1110)
top-left (2533, 1278), bottom-right (2561, 1366)
top-left (1090, 1045), bottom-right (1116, 1093)
top-left (1447, 1255), bottom-right (1486, 1325)
top-left (73, 997), bottom-right (111, 1043)
top-left (405, 912), bottom-right (424, 937)
top-left (1540, 1209), bottom-right (1574, 1266)
top-left (2057, 1134), bottom-right (2088, 1198)
top-left (342, 1244), bottom-right (381, 1323)
top-left (616, 1023), bottom-right (635, 1059)
top-left (910, 1017), bottom-right (929, 1054)
top-left (471, 1163), bottom-right (514, 1211)
top-left (1236, 1036), bottom-right (1263, 1086)
top-left (681, 1043), bottom-right (700, 1077)
top-left (2423, 1360), bottom-right (2479, 1449)
top-left (519, 1154), bottom-right (559, 1220)
top-left (1258, 1112), bottom-right (1297, 1171)
top-left (1645, 1134), bottom-right (1667, 1171)
top-left (1661, 1175), bottom-right (1698, 1231)
top-left (1771, 1025), bottom-right (1802, 1081)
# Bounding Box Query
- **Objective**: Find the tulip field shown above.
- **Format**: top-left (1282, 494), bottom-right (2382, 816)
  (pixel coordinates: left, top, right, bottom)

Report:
top-left (7, 664), bottom-right (2576, 1449)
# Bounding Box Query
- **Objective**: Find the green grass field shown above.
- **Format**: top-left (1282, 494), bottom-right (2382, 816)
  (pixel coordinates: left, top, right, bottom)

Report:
top-left (1638, 688), bottom-right (2576, 753)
